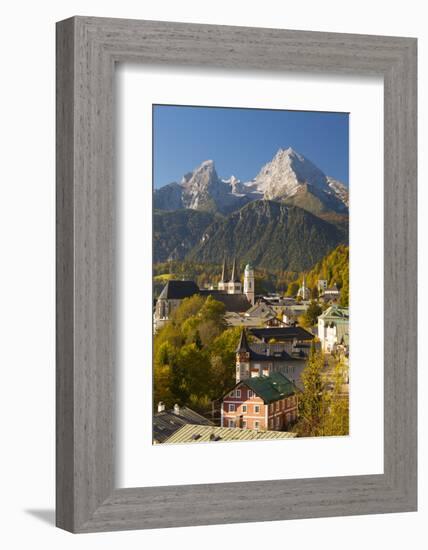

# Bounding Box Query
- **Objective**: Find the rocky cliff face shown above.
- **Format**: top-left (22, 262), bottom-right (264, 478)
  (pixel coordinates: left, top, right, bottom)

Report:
top-left (246, 148), bottom-right (348, 214)
top-left (154, 148), bottom-right (348, 216)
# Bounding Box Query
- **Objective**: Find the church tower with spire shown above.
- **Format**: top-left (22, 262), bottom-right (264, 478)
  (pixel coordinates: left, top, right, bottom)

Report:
top-left (244, 263), bottom-right (255, 305)
top-left (218, 257), bottom-right (228, 291)
top-left (297, 276), bottom-right (311, 300)
top-left (235, 329), bottom-right (251, 382)
top-left (228, 257), bottom-right (242, 295)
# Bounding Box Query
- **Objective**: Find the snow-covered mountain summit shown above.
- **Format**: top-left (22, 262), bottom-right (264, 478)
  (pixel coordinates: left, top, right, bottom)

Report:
top-left (245, 147), bottom-right (348, 209)
top-left (154, 148), bottom-right (348, 215)
top-left (154, 159), bottom-right (254, 214)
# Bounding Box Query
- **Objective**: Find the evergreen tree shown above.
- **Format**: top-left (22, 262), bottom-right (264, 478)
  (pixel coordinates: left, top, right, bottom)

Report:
top-left (302, 300), bottom-right (323, 327)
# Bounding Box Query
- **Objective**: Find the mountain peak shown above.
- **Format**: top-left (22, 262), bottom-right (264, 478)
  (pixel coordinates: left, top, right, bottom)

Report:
top-left (276, 146), bottom-right (297, 156)
top-left (155, 149), bottom-right (348, 216)
top-left (199, 159), bottom-right (215, 168)
top-left (252, 147), bottom-right (331, 200)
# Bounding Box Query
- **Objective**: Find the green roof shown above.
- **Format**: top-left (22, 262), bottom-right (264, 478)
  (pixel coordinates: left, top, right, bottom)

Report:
top-left (164, 424), bottom-right (296, 444)
top-left (243, 372), bottom-right (297, 404)
top-left (319, 305), bottom-right (349, 321)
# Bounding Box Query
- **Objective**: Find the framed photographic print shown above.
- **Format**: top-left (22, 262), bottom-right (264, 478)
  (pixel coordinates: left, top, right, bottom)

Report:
top-left (56, 17), bottom-right (417, 532)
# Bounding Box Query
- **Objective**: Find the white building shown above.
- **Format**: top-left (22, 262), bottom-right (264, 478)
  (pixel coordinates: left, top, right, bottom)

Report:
top-left (243, 263), bottom-right (255, 305)
top-left (317, 305), bottom-right (349, 352)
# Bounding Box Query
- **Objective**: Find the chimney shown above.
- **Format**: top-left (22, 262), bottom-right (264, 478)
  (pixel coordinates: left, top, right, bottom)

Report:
top-left (173, 403), bottom-right (180, 415)
top-left (157, 401), bottom-right (165, 413)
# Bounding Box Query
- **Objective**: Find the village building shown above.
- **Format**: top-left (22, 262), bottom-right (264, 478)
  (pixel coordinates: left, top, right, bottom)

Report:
top-left (282, 303), bottom-right (310, 325)
top-left (164, 424), bottom-right (296, 444)
top-left (224, 300), bottom-right (285, 328)
top-left (153, 402), bottom-right (214, 444)
top-left (318, 279), bottom-right (328, 294)
top-left (153, 257), bottom-right (254, 331)
top-left (248, 326), bottom-right (315, 357)
top-left (235, 329), bottom-right (307, 386)
top-left (319, 283), bottom-right (341, 303)
top-left (317, 304), bottom-right (349, 352)
top-left (221, 372), bottom-right (298, 432)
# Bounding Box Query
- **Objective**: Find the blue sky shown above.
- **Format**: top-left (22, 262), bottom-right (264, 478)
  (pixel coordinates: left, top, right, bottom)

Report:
top-left (153, 105), bottom-right (349, 189)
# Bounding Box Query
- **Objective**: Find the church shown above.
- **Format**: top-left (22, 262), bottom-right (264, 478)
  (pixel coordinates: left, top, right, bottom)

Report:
top-left (154, 258), bottom-right (255, 332)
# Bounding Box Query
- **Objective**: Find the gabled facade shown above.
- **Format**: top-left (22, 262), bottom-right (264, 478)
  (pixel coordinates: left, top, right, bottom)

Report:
top-left (318, 304), bottom-right (349, 352)
top-left (154, 280), bottom-right (200, 331)
top-left (221, 372), bottom-right (298, 432)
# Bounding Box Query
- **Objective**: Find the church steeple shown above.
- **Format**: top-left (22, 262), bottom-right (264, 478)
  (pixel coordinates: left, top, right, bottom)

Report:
top-left (230, 257), bottom-right (240, 283)
top-left (218, 257), bottom-right (228, 291)
top-left (227, 257), bottom-right (242, 294)
top-left (236, 329), bottom-right (251, 382)
top-left (297, 275), bottom-right (311, 300)
top-left (236, 328), bottom-right (251, 352)
top-left (220, 257), bottom-right (228, 282)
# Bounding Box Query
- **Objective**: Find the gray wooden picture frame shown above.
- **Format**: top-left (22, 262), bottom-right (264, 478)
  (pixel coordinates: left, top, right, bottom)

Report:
top-left (56, 16), bottom-right (417, 533)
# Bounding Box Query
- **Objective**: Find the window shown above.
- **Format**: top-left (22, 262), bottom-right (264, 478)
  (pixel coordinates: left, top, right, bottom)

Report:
top-left (229, 403), bottom-right (235, 412)
top-left (242, 405), bottom-right (247, 413)
top-left (236, 389), bottom-right (241, 398)
top-left (228, 419), bottom-right (235, 428)
top-left (254, 421), bottom-right (260, 430)
top-left (242, 421), bottom-right (247, 429)
top-left (230, 390), bottom-right (235, 397)
top-left (248, 390), bottom-right (253, 398)
top-left (254, 405), bottom-right (260, 414)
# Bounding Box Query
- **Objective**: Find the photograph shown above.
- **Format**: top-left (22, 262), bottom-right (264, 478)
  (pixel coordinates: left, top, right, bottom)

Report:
top-left (152, 105), bottom-right (350, 444)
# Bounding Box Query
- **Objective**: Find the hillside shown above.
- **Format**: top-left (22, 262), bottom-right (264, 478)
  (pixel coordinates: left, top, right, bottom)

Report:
top-left (187, 200), bottom-right (347, 271)
top-left (153, 209), bottom-right (216, 262)
top-left (303, 244), bottom-right (349, 306)
top-left (282, 184), bottom-right (349, 221)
